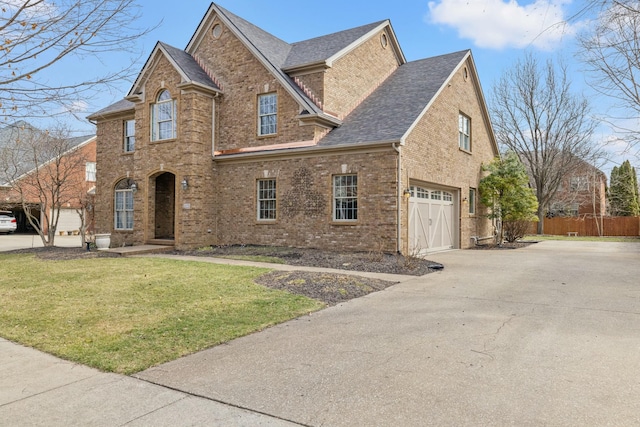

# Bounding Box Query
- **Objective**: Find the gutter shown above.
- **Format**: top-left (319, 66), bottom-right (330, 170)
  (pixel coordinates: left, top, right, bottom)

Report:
top-left (392, 142), bottom-right (402, 254)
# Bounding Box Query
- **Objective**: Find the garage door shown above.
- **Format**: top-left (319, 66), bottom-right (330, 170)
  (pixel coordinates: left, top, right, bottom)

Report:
top-left (52, 208), bottom-right (81, 233)
top-left (408, 186), bottom-right (455, 253)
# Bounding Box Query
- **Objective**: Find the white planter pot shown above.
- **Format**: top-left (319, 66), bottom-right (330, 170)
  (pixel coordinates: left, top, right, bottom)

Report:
top-left (95, 234), bottom-right (111, 250)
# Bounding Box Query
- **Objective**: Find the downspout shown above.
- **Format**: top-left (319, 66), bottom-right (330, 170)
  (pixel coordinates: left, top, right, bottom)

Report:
top-left (393, 142), bottom-right (402, 254)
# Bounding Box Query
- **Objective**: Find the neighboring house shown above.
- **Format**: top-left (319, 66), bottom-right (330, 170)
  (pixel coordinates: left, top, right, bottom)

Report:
top-left (0, 121), bottom-right (96, 234)
top-left (547, 158), bottom-right (607, 218)
top-left (87, 3), bottom-right (499, 254)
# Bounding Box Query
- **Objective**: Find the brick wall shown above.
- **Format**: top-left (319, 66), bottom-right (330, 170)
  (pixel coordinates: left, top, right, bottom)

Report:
top-left (324, 28), bottom-right (399, 119)
top-left (402, 58), bottom-right (497, 250)
top-left (193, 17), bottom-right (318, 151)
top-left (214, 148), bottom-right (399, 252)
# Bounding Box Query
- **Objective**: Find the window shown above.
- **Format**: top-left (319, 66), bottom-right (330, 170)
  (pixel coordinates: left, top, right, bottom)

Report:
top-left (459, 113), bottom-right (471, 151)
top-left (333, 175), bottom-right (357, 221)
top-left (85, 162), bottom-right (96, 182)
top-left (570, 176), bottom-right (588, 191)
top-left (114, 179), bottom-right (134, 230)
top-left (124, 120), bottom-right (135, 152)
top-left (469, 188), bottom-right (476, 215)
top-left (258, 93), bottom-right (277, 136)
top-left (257, 179), bottom-right (277, 220)
top-left (151, 90), bottom-right (176, 141)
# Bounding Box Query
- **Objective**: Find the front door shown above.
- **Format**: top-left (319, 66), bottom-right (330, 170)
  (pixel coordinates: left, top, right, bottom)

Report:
top-left (154, 172), bottom-right (175, 240)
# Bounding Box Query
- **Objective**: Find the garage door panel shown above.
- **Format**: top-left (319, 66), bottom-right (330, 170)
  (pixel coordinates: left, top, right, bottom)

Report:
top-left (409, 186), bottom-right (456, 254)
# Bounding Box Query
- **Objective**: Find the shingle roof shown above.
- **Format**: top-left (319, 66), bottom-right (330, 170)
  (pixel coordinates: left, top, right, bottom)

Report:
top-left (318, 50), bottom-right (470, 146)
top-left (0, 121), bottom-right (95, 185)
top-left (283, 21), bottom-right (387, 70)
top-left (158, 42), bottom-right (220, 91)
top-left (87, 98), bottom-right (134, 120)
top-left (214, 4), bottom-right (291, 69)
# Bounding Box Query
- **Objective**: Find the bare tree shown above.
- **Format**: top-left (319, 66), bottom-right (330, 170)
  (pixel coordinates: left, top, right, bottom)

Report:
top-left (0, 0), bottom-right (151, 120)
top-left (577, 2), bottom-right (640, 157)
top-left (491, 53), bottom-right (599, 233)
top-left (0, 125), bottom-right (90, 246)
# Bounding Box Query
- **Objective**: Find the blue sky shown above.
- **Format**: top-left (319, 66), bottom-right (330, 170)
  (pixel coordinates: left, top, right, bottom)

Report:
top-left (63, 0), bottom-right (627, 174)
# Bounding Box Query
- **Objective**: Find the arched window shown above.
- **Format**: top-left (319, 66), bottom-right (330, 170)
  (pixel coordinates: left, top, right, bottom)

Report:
top-left (151, 90), bottom-right (176, 141)
top-left (114, 179), bottom-right (134, 230)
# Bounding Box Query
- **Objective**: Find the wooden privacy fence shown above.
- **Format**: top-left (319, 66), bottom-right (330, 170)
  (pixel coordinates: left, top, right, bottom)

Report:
top-left (528, 216), bottom-right (640, 236)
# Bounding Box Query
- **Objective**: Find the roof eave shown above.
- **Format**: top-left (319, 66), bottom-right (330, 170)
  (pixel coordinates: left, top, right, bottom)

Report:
top-left (214, 139), bottom-right (398, 162)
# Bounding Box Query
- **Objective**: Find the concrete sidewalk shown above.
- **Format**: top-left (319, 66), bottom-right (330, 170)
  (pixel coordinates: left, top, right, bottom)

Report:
top-left (0, 337), bottom-right (301, 426)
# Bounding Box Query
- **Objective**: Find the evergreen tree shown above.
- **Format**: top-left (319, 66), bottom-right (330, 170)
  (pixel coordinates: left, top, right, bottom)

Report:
top-left (608, 160), bottom-right (640, 216)
top-left (479, 153), bottom-right (539, 243)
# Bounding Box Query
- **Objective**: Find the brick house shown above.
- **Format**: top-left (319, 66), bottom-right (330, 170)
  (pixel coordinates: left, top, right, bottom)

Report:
top-left (87, 3), bottom-right (498, 254)
top-left (0, 121), bottom-right (96, 234)
top-left (547, 158), bottom-right (607, 218)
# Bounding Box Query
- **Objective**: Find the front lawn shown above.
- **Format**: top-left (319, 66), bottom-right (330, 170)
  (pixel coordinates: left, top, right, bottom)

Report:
top-left (0, 253), bottom-right (323, 374)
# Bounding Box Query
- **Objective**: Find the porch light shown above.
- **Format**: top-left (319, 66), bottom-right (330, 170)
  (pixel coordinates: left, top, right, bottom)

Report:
top-left (181, 178), bottom-right (189, 190)
top-left (130, 182), bottom-right (137, 193)
top-left (403, 188), bottom-right (411, 198)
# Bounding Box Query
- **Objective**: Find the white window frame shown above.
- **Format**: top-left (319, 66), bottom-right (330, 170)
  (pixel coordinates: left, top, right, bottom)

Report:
top-left (151, 90), bottom-right (176, 141)
top-left (333, 174), bottom-right (358, 221)
top-left (124, 119), bottom-right (135, 152)
top-left (469, 188), bottom-right (476, 215)
top-left (257, 179), bottom-right (277, 221)
top-left (85, 162), bottom-right (96, 182)
top-left (459, 113), bottom-right (471, 151)
top-left (114, 180), bottom-right (134, 230)
top-left (258, 93), bottom-right (277, 136)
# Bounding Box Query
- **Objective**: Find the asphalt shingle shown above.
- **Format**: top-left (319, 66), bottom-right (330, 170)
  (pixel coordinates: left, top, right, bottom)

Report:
top-left (318, 50), bottom-right (469, 146)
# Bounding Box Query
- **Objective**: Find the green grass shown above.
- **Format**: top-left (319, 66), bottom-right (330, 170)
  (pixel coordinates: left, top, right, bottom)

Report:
top-left (522, 235), bottom-right (640, 243)
top-left (0, 254), bottom-right (323, 374)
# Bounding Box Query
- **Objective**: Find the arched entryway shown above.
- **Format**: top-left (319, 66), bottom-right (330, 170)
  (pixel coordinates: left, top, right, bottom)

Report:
top-left (152, 172), bottom-right (175, 240)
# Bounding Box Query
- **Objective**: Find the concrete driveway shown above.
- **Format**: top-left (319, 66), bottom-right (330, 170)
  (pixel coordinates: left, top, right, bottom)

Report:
top-left (136, 240), bottom-right (640, 426)
top-left (0, 233), bottom-right (82, 251)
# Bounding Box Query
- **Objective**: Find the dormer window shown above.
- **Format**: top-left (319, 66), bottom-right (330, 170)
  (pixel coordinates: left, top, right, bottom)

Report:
top-left (258, 93), bottom-right (277, 136)
top-left (151, 90), bottom-right (176, 141)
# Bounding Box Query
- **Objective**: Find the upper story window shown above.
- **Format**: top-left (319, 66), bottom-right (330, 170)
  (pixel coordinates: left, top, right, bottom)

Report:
top-left (459, 113), bottom-right (471, 151)
top-left (124, 120), bottom-right (135, 152)
top-left (257, 179), bottom-right (277, 221)
top-left (570, 176), bottom-right (589, 191)
top-left (258, 93), bottom-right (277, 136)
top-left (114, 179), bottom-right (134, 230)
top-left (85, 162), bottom-right (96, 182)
top-left (151, 90), bottom-right (176, 141)
top-left (333, 174), bottom-right (358, 221)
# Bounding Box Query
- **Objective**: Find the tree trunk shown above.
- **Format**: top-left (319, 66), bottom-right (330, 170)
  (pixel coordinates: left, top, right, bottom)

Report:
top-left (537, 207), bottom-right (545, 234)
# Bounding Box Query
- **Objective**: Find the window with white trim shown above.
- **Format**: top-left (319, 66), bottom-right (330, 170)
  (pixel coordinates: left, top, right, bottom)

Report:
top-left (257, 179), bottom-right (277, 220)
top-left (333, 175), bottom-right (357, 221)
top-left (469, 188), bottom-right (476, 215)
top-left (124, 119), bottom-right (135, 152)
top-left (85, 162), bottom-right (96, 182)
top-left (114, 179), bottom-right (134, 230)
top-left (258, 93), bottom-right (277, 136)
top-left (459, 113), bottom-right (471, 151)
top-left (151, 90), bottom-right (176, 141)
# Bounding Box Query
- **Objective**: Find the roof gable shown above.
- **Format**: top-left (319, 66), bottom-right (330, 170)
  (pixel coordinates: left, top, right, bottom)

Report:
top-left (127, 41), bottom-right (221, 100)
top-left (283, 20), bottom-right (405, 72)
top-left (319, 51), bottom-right (471, 146)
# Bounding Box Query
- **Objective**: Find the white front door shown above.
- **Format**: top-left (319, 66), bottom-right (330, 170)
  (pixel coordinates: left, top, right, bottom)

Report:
top-left (408, 186), bottom-right (456, 253)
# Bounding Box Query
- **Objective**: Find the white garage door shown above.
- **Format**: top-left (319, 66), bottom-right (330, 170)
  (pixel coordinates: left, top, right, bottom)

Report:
top-left (408, 186), bottom-right (456, 253)
top-left (52, 208), bottom-right (81, 233)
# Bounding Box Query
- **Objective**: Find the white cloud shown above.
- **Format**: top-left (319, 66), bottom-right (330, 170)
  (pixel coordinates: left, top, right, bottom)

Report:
top-left (428, 0), bottom-right (584, 50)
